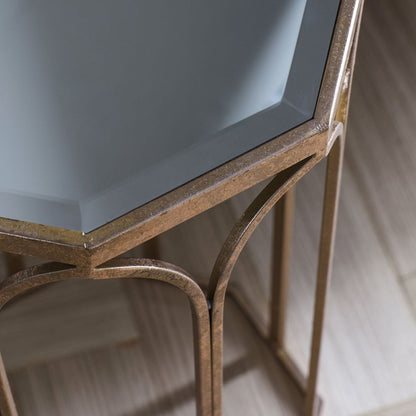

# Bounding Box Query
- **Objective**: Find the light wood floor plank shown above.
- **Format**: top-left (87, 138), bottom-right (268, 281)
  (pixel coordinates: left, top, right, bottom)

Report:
top-left (356, 396), bottom-right (416, 416)
top-left (0, 279), bottom-right (139, 371)
top-left (346, 0), bottom-right (416, 277)
top-left (9, 281), bottom-right (302, 416)
top-left (403, 275), bottom-right (416, 317)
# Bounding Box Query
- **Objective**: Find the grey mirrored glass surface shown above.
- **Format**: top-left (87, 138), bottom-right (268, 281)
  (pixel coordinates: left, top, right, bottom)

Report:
top-left (0, 0), bottom-right (340, 232)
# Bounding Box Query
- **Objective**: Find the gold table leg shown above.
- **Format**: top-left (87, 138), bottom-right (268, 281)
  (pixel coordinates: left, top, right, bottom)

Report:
top-left (0, 353), bottom-right (17, 416)
top-left (269, 187), bottom-right (296, 352)
top-left (0, 259), bottom-right (212, 416)
top-left (207, 156), bottom-right (321, 416)
top-left (305, 135), bottom-right (344, 416)
top-left (207, 126), bottom-right (345, 416)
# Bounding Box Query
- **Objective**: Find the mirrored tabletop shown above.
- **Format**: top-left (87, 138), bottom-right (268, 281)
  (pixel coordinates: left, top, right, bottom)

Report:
top-left (0, 0), bottom-right (340, 232)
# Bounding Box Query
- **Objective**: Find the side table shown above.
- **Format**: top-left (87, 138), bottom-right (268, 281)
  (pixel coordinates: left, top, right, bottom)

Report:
top-left (0, 0), bottom-right (363, 415)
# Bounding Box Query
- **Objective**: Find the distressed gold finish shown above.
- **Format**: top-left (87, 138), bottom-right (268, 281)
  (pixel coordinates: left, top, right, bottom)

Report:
top-left (0, 0), bottom-right (361, 270)
top-left (207, 154), bottom-right (322, 416)
top-left (0, 259), bottom-right (212, 416)
top-left (0, 0), bottom-right (363, 414)
top-left (269, 186), bottom-right (296, 351)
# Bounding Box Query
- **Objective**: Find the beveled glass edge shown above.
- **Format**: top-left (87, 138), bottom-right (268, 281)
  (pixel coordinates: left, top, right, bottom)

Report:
top-left (79, 0), bottom-right (341, 232)
top-left (284, 0), bottom-right (341, 115)
top-left (0, 0), bottom-right (340, 233)
top-left (0, 191), bottom-right (81, 231)
top-left (0, 0), bottom-right (362, 267)
top-left (86, 0), bottom-right (362, 254)
top-left (80, 102), bottom-right (307, 231)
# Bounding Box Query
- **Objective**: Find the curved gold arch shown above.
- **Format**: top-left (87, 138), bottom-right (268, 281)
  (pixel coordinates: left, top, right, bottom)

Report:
top-left (207, 124), bottom-right (344, 416)
top-left (0, 258), bottom-right (212, 416)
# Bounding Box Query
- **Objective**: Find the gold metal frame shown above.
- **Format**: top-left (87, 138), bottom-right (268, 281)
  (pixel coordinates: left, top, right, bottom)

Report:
top-left (0, 0), bottom-right (363, 414)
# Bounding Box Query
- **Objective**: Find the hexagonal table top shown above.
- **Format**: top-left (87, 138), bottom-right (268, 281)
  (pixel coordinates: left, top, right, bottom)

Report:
top-left (0, 0), bottom-right (340, 232)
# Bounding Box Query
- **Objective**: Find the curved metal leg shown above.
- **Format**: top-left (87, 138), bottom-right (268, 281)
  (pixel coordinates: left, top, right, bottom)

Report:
top-left (207, 122), bottom-right (344, 416)
top-left (305, 134), bottom-right (345, 416)
top-left (0, 258), bottom-right (212, 416)
top-left (206, 155), bottom-right (321, 416)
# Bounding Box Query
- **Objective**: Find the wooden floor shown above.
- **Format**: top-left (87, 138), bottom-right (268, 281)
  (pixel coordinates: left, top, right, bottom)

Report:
top-left (1, 1), bottom-right (416, 415)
